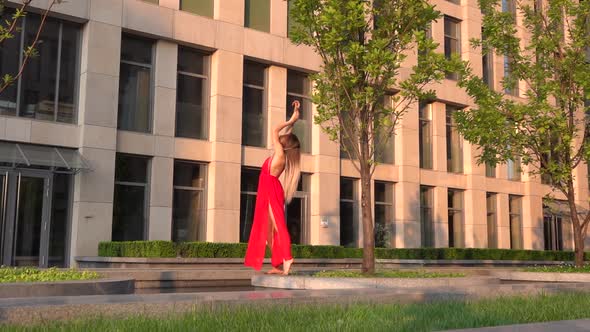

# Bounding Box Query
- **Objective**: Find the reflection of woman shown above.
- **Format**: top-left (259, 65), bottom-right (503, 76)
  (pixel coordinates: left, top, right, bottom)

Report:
top-left (244, 101), bottom-right (301, 275)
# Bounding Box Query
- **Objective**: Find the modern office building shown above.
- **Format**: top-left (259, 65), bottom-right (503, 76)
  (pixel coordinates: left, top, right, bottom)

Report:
top-left (0, 0), bottom-right (587, 267)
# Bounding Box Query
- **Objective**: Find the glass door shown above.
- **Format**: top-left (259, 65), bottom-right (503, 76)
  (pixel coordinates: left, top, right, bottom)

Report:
top-left (0, 172), bottom-right (7, 261)
top-left (1, 170), bottom-right (52, 267)
top-left (286, 194), bottom-right (308, 244)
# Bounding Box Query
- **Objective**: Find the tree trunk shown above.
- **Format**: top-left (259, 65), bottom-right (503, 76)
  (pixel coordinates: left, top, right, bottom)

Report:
top-left (566, 182), bottom-right (586, 267)
top-left (360, 137), bottom-right (375, 274)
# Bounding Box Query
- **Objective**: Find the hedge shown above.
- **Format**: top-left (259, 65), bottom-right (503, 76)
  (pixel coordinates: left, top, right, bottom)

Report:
top-left (98, 241), bottom-right (589, 261)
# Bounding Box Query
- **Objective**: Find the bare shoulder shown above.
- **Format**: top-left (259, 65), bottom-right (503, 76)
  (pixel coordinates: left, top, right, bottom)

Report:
top-left (269, 153), bottom-right (286, 177)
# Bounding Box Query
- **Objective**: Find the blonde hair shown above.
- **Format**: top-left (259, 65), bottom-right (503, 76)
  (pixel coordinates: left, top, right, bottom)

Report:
top-left (279, 134), bottom-right (301, 203)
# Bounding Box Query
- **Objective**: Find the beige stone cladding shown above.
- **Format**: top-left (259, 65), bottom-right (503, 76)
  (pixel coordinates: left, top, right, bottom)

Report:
top-left (0, 0), bottom-right (585, 266)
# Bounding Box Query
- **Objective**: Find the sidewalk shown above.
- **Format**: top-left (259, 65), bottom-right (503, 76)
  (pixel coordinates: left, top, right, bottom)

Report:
top-left (445, 319), bottom-right (590, 332)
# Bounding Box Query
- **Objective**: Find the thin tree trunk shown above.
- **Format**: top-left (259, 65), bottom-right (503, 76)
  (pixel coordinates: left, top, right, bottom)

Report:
top-left (360, 135), bottom-right (375, 274)
top-left (566, 181), bottom-right (585, 267)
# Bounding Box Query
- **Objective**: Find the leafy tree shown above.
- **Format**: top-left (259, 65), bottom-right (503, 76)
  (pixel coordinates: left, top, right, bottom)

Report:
top-left (456, 0), bottom-right (590, 266)
top-left (289, 0), bottom-right (461, 273)
top-left (0, 0), bottom-right (62, 93)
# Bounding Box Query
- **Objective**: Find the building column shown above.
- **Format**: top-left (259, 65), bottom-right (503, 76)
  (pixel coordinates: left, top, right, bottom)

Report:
top-left (147, 40), bottom-right (177, 240)
top-left (496, 193), bottom-right (511, 249)
top-left (70, 19), bottom-right (122, 264)
top-left (206, 50), bottom-right (243, 242)
top-left (434, 186), bottom-right (449, 247)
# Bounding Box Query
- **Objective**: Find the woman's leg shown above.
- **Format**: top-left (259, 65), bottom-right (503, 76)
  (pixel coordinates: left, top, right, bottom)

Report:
top-left (268, 205), bottom-right (294, 275)
top-left (265, 205), bottom-right (283, 274)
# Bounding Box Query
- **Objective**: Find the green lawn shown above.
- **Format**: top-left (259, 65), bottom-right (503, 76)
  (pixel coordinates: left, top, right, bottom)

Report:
top-left (313, 270), bottom-right (465, 278)
top-left (4, 293), bottom-right (590, 331)
top-left (524, 265), bottom-right (590, 273)
top-left (0, 267), bottom-right (100, 283)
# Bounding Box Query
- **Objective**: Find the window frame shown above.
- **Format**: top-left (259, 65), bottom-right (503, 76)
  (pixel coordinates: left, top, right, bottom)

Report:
top-left (171, 160), bottom-right (208, 242)
top-left (242, 61), bottom-right (268, 148)
top-left (286, 69), bottom-right (312, 154)
top-left (419, 102), bottom-right (433, 169)
top-left (374, 181), bottom-right (394, 248)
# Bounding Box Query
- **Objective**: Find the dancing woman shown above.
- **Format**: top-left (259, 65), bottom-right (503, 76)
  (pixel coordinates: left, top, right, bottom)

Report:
top-left (244, 100), bottom-right (301, 275)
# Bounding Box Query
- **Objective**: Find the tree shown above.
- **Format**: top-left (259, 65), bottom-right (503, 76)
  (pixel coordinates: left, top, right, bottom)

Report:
top-left (455, 0), bottom-right (590, 266)
top-left (289, 0), bottom-right (461, 273)
top-left (0, 0), bottom-right (62, 93)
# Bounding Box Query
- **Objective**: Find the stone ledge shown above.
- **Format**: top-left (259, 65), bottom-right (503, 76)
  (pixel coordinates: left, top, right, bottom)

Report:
top-left (0, 278), bottom-right (134, 299)
top-left (492, 271), bottom-right (590, 283)
top-left (251, 275), bottom-right (499, 290)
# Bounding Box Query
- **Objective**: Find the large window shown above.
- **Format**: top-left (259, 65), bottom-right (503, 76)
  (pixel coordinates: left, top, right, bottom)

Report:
top-left (340, 178), bottom-right (358, 247)
top-left (374, 181), bottom-right (394, 248)
top-left (444, 16), bottom-right (461, 80)
top-left (245, 0), bottom-right (270, 32)
top-left (543, 210), bottom-right (564, 251)
top-left (118, 34), bottom-right (154, 133)
top-left (287, 70), bottom-right (312, 153)
top-left (172, 161), bottom-right (207, 242)
top-left (242, 61), bottom-right (267, 147)
top-left (419, 102), bottom-right (433, 169)
top-left (504, 56), bottom-right (518, 96)
top-left (486, 193), bottom-right (497, 248)
top-left (112, 154), bottom-right (150, 241)
top-left (509, 195), bottom-right (523, 249)
top-left (420, 186), bottom-right (434, 247)
top-left (180, 0), bottom-right (213, 17)
top-left (0, 10), bottom-right (79, 123)
top-left (446, 105), bottom-right (463, 173)
top-left (239, 168), bottom-right (260, 242)
top-left (286, 174), bottom-right (310, 244)
top-left (485, 163), bottom-right (496, 177)
top-left (448, 189), bottom-right (463, 248)
top-left (176, 47), bottom-right (209, 139)
top-left (507, 156), bottom-right (521, 181)
top-left (375, 95), bottom-right (395, 164)
top-left (482, 28), bottom-right (494, 89)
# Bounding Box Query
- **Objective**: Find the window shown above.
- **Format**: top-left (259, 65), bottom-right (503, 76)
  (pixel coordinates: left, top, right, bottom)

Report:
top-left (504, 56), bottom-right (518, 96)
top-left (502, 0), bottom-right (517, 20)
top-left (286, 174), bottom-right (311, 244)
top-left (287, 70), bottom-right (312, 153)
top-left (375, 95), bottom-right (395, 164)
top-left (482, 28), bottom-right (494, 89)
top-left (172, 161), bottom-right (207, 242)
top-left (444, 16), bottom-right (461, 80)
top-left (112, 154), bottom-right (150, 241)
top-left (0, 10), bottom-right (80, 123)
top-left (118, 34), bottom-right (154, 133)
top-left (448, 189), bottom-right (463, 248)
top-left (486, 193), bottom-right (497, 248)
top-left (446, 105), bottom-right (463, 173)
top-left (340, 111), bottom-right (357, 159)
top-left (485, 163), bottom-right (496, 177)
top-left (543, 209), bottom-right (564, 251)
top-left (374, 181), bottom-right (394, 248)
top-left (242, 61), bottom-right (267, 147)
top-left (180, 0), bottom-right (213, 17)
top-left (418, 24), bottom-right (432, 62)
top-left (176, 47), bottom-right (209, 139)
top-left (240, 168), bottom-right (260, 242)
top-left (419, 102), bottom-right (433, 169)
top-left (446, 0), bottom-right (460, 4)
top-left (420, 186), bottom-right (434, 247)
top-left (509, 195), bottom-right (523, 249)
top-left (507, 156), bottom-right (521, 181)
top-left (143, 0), bottom-right (158, 4)
top-left (245, 0), bottom-right (270, 32)
top-left (340, 178), bottom-right (358, 247)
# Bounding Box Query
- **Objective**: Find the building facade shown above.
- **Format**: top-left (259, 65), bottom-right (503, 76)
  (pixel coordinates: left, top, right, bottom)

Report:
top-left (0, 0), bottom-right (587, 267)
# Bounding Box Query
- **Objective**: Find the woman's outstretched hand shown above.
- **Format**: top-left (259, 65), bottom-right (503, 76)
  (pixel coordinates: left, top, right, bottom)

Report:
top-left (289, 100), bottom-right (300, 124)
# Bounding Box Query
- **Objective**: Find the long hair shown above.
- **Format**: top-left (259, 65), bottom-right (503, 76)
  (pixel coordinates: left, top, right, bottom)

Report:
top-left (279, 134), bottom-right (301, 204)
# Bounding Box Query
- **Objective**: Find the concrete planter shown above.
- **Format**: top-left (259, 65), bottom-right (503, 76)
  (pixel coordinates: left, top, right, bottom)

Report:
top-left (0, 278), bottom-right (134, 298)
top-left (251, 275), bottom-right (499, 290)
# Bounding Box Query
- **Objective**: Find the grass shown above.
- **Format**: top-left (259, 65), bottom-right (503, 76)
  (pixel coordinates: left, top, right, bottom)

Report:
top-left (0, 267), bottom-right (100, 283)
top-left (313, 269), bottom-right (466, 278)
top-left (3, 292), bottom-right (590, 331)
top-left (524, 264), bottom-right (590, 273)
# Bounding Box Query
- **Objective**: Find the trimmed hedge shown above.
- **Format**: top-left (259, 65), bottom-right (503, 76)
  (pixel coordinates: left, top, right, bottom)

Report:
top-left (98, 241), bottom-right (589, 261)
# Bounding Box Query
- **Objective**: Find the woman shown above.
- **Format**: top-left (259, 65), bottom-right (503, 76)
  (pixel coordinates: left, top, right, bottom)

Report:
top-left (244, 100), bottom-right (301, 275)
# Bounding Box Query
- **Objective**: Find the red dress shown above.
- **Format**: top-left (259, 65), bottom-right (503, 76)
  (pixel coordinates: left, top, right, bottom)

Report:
top-left (244, 157), bottom-right (293, 270)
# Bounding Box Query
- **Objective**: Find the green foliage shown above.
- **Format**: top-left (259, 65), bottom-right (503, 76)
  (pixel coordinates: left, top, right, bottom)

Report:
top-left (524, 264), bottom-right (590, 273)
top-left (97, 241), bottom-right (588, 261)
top-left (5, 293), bottom-right (590, 331)
top-left (313, 270), bottom-right (465, 278)
top-left (0, 267), bottom-right (99, 283)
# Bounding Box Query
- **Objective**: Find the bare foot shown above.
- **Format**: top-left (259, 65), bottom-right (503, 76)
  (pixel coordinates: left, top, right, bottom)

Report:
top-left (265, 267), bottom-right (283, 275)
top-left (282, 259), bottom-right (294, 275)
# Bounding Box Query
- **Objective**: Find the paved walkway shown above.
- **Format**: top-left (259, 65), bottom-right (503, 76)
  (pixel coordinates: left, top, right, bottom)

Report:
top-left (1, 281), bottom-right (589, 325)
top-left (446, 319), bottom-right (590, 331)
